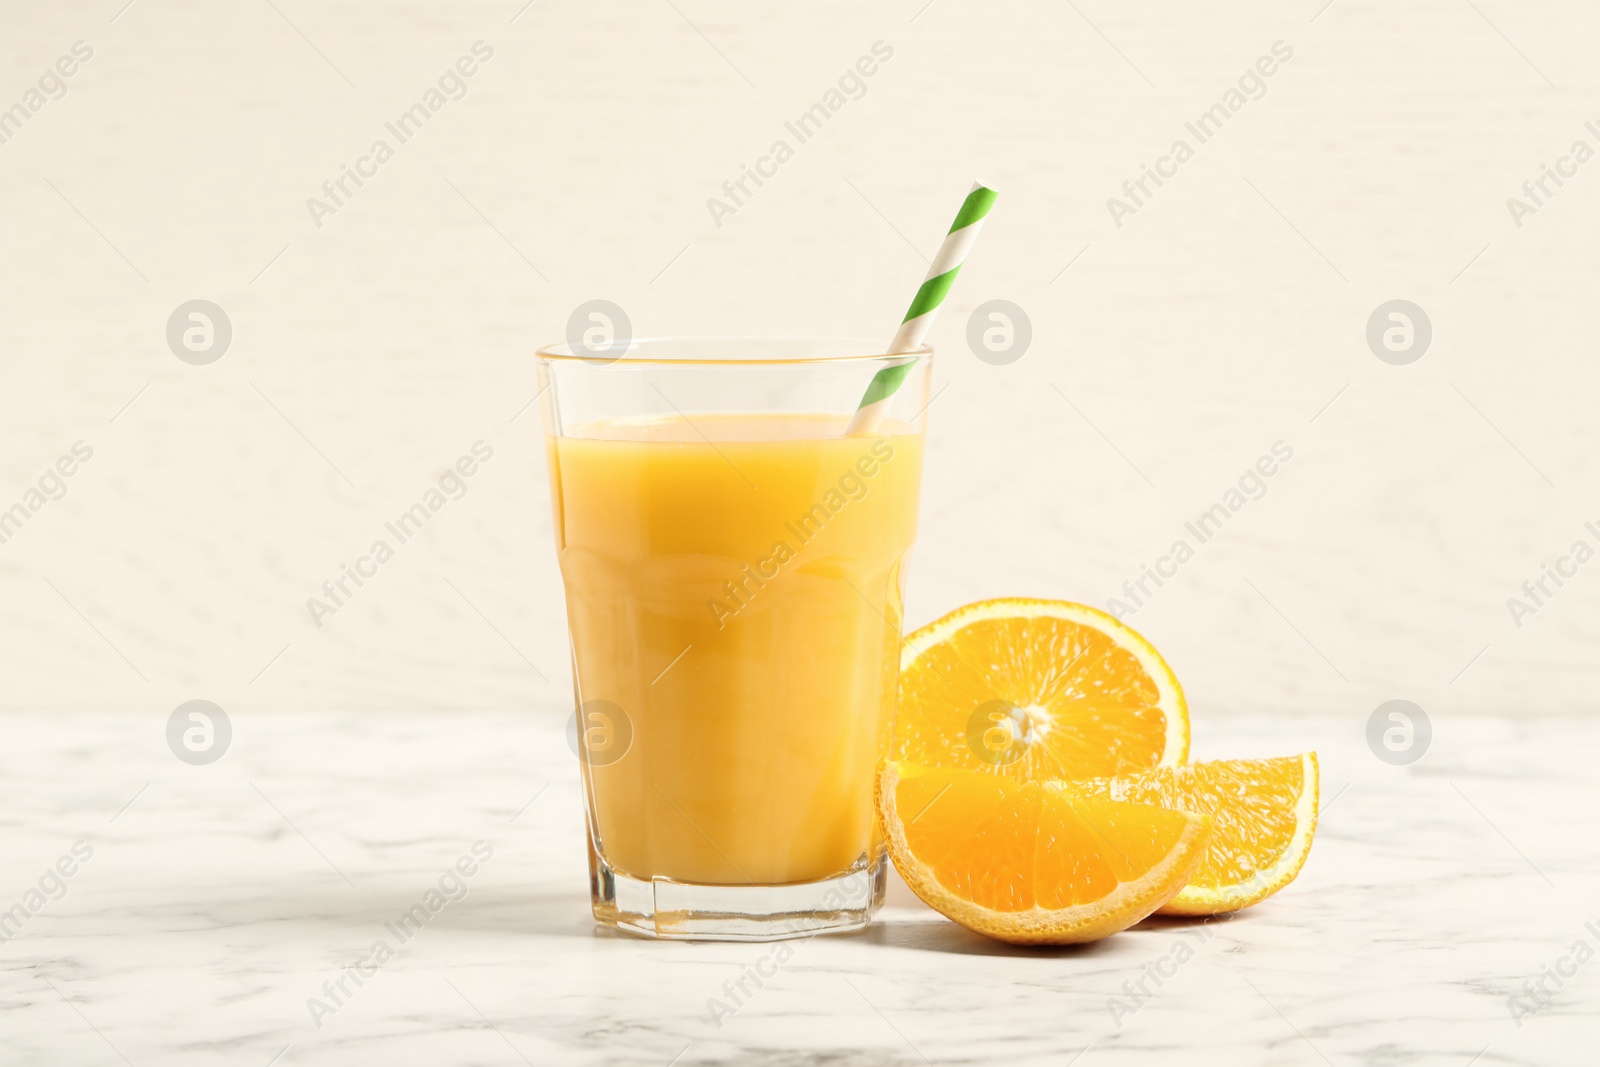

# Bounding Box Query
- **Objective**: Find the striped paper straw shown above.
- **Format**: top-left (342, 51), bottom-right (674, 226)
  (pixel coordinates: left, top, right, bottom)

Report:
top-left (846, 180), bottom-right (998, 435)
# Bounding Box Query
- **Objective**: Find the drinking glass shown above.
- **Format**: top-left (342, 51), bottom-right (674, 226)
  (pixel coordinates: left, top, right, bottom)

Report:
top-left (536, 337), bottom-right (931, 940)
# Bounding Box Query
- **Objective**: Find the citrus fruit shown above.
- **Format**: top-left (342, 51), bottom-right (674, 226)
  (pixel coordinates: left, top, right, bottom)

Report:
top-left (893, 598), bottom-right (1187, 782)
top-left (1060, 753), bottom-right (1319, 915)
top-left (877, 760), bottom-right (1212, 944)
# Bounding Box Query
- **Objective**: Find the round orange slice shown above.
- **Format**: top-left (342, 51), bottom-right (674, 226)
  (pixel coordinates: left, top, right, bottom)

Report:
top-left (893, 598), bottom-right (1188, 782)
top-left (1060, 753), bottom-right (1319, 915)
top-left (877, 760), bottom-right (1211, 944)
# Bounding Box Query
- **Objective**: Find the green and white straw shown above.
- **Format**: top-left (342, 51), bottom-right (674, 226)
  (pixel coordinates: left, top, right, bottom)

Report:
top-left (845, 180), bottom-right (999, 435)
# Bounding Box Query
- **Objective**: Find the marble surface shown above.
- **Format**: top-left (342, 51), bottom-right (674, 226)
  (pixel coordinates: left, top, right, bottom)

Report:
top-left (2, 709), bottom-right (1596, 1065)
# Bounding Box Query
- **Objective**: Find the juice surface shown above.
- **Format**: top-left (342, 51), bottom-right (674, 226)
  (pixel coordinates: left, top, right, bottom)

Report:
top-left (549, 412), bottom-right (924, 885)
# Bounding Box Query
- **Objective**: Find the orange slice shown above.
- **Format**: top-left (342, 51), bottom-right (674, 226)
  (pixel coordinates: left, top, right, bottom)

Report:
top-left (1061, 753), bottom-right (1319, 915)
top-left (877, 760), bottom-right (1211, 944)
top-left (893, 598), bottom-right (1187, 781)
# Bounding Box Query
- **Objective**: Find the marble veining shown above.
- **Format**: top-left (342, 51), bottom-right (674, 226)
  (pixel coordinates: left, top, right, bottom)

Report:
top-left (1, 710), bottom-right (1596, 1064)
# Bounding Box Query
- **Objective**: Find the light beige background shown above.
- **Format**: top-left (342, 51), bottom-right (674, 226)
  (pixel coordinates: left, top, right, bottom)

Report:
top-left (1, 0), bottom-right (1596, 718)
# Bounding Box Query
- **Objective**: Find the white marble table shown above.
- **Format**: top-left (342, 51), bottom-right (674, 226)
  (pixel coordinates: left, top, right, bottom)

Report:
top-left (1, 708), bottom-right (1595, 1066)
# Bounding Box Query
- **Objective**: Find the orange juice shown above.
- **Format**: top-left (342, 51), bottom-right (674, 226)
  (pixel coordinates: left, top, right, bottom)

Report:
top-left (548, 413), bottom-right (923, 885)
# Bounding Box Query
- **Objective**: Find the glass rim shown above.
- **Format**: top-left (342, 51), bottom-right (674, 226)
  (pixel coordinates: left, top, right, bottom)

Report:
top-left (535, 335), bottom-right (933, 367)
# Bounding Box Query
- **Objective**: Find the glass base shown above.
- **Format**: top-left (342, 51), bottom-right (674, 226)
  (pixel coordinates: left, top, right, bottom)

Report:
top-left (589, 844), bottom-right (886, 942)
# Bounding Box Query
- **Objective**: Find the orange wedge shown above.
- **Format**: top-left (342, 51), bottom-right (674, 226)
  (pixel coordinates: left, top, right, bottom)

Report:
top-left (1060, 753), bottom-right (1319, 915)
top-left (893, 598), bottom-right (1187, 781)
top-left (877, 761), bottom-right (1211, 944)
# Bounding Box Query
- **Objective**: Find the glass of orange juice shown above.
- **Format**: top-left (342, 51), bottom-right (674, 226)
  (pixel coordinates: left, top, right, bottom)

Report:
top-left (536, 337), bottom-right (930, 940)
